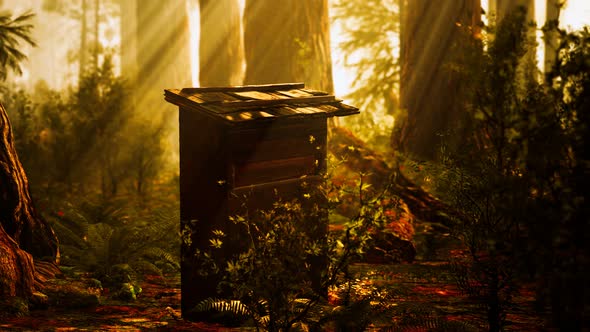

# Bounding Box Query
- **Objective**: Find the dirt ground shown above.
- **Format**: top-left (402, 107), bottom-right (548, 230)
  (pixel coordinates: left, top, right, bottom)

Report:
top-left (0, 262), bottom-right (546, 331)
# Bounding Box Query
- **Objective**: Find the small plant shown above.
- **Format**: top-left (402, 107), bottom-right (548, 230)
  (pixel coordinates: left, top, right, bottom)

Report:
top-left (189, 169), bottom-right (400, 331)
top-left (48, 198), bottom-right (180, 297)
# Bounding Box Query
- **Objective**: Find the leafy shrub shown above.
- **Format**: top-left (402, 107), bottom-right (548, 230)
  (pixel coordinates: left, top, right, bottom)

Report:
top-left (48, 198), bottom-right (180, 292)
top-left (188, 170), bottom-right (402, 331)
top-left (436, 8), bottom-right (590, 331)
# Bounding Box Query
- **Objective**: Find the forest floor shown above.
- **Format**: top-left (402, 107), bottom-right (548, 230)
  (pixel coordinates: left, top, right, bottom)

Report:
top-left (0, 262), bottom-right (547, 331)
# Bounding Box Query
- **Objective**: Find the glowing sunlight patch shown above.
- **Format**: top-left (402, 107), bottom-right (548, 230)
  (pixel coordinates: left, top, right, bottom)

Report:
top-left (187, 0), bottom-right (199, 86)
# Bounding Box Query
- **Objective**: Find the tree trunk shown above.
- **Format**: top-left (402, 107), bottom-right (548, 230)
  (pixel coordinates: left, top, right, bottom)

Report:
top-left (79, 0), bottom-right (88, 80)
top-left (493, 0), bottom-right (535, 23)
top-left (0, 226), bottom-right (35, 299)
top-left (544, 0), bottom-right (560, 75)
top-left (135, 0), bottom-right (192, 115)
top-left (93, 0), bottom-right (100, 69)
top-left (119, 0), bottom-right (138, 107)
top-left (0, 102), bottom-right (59, 299)
top-left (243, 0), bottom-right (334, 93)
top-left (396, 0), bottom-right (481, 161)
top-left (493, 0), bottom-right (536, 77)
top-left (198, 0), bottom-right (244, 86)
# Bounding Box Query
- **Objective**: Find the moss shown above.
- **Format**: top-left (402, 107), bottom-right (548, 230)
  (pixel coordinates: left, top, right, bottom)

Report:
top-left (43, 282), bottom-right (100, 309)
top-left (0, 297), bottom-right (29, 318)
top-left (116, 282), bottom-right (141, 301)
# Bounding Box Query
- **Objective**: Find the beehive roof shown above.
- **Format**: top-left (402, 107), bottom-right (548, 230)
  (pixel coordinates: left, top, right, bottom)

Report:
top-left (164, 83), bottom-right (359, 124)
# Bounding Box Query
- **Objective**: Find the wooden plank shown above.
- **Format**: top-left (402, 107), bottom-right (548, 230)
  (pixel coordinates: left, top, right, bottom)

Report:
top-left (180, 83), bottom-right (305, 94)
top-left (230, 136), bottom-right (326, 163)
top-left (233, 155), bottom-right (319, 187)
top-left (190, 92), bottom-right (240, 103)
top-left (227, 118), bottom-right (326, 141)
top-left (229, 91), bottom-right (288, 100)
top-left (294, 106), bottom-right (324, 114)
top-left (276, 89), bottom-right (315, 98)
top-left (218, 95), bottom-right (338, 108)
top-left (229, 176), bottom-right (324, 212)
top-left (271, 107), bottom-right (299, 116)
top-left (231, 110), bottom-right (277, 122)
top-left (301, 88), bottom-right (329, 96)
top-left (323, 103), bottom-right (360, 117)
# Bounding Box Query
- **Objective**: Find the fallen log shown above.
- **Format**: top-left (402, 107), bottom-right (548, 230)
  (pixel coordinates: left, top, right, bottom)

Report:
top-left (329, 126), bottom-right (466, 229)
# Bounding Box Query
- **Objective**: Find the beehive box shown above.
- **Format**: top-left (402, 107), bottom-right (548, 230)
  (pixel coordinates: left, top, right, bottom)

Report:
top-left (164, 82), bottom-right (359, 319)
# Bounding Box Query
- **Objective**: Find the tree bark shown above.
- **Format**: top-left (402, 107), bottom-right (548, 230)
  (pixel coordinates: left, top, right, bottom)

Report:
top-left (93, 0), bottom-right (100, 69)
top-left (0, 102), bottom-right (59, 299)
top-left (243, 0), bottom-right (334, 93)
top-left (198, 0), bottom-right (244, 86)
top-left (493, 0), bottom-right (536, 78)
top-left (0, 226), bottom-right (35, 298)
top-left (79, 0), bottom-right (88, 80)
top-left (396, 0), bottom-right (481, 161)
top-left (544, 0), bottom-right (560, 75)
top-left (119, 0), bottom-right (138, 104)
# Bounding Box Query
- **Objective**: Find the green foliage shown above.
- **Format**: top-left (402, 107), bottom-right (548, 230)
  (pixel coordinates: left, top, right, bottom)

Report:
top-left (432, 9), bottom-right (590, 331)
top-left (0, 11), bottom-right (36, 81)
top-left (0, 56), bottom-right (169, 199)
top-left (48, 198), bottom-right (180, 291)
top-left (189, 170), bottom-right (400, 331)
top-left (0, 297), bottom-right (29, 318)
top-left (192, 298), bottom-right (265, 327)
top-left (332, 0), bottom-right (399, 150)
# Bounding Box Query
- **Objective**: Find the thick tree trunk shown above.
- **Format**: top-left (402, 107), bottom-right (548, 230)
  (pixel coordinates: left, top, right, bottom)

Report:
top-left (544, 0), bottom-right (560, 75)
top-left (79, 0), bottom-right (88, 80)
top-left (135, 0), bottom-right (192, 114)
top-left (119, 0), bottom-right (138, 108)
top-left (243, 0), bottom-right (334, 93)
top-left (198, 0), bottom-right (244, 86)
top-left (0, 226), bottom-right (35, 298)
top-left (396, 0), bottom-right (481, 161)
top-left (0, 102), bottom-right (59, 299)
top-left (93, 0), bottom-right (100, 69)
top-left (493, 0), bottom-right (536, 78)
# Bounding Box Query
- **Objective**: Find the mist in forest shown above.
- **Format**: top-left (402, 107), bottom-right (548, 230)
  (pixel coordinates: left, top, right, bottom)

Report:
top-left (0, 0), bottom-right (589, 330)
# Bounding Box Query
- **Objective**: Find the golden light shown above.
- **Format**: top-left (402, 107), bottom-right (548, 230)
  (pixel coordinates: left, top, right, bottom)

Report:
top-left (561, 0), bottom-right (590, 31)
top-left (187, 0), bottom-right (200, 86)
top-left (187, 0), bottom-right (588, 94)
top-left (188, 0), bottom-right (246, 87)
top-left (330, 0), bottom-right (589, 102)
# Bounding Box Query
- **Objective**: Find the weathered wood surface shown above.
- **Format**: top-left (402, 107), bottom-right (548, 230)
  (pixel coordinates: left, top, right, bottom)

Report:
top-left (180, 82), bottom-right (305, 93)
top-left (234, 155), bottom-right (318, 187)
top-left (217, 95), bottom-right (338, 108)
top-left (164, 83), bottom-right (359, 125)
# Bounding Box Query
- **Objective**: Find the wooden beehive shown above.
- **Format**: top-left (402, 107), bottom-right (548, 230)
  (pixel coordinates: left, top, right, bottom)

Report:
top-left (164, 82), bottom-right (359, 319)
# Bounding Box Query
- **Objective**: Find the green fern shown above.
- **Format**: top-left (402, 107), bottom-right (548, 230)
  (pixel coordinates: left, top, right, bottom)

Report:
top-left (193, 298), bottom-right (251, 317)
top-left (191, 297), bottom-right (277, 330)
top-left (47, 198), bottom-right (180, 284)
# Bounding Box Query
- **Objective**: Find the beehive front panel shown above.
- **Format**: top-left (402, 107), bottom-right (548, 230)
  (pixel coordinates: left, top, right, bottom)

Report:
top-left (226, 175), bottom-right (328, 294)
top-left (228, 117), bottom-right (327, 187)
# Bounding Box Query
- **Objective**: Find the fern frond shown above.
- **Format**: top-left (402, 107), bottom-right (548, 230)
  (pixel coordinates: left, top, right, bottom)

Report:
top-left (130, 260), bottom-right (162, 276)
top-left (143, 247), bottom-right (180, 268)
top-left (192, 298), bottom-right (251, 317)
